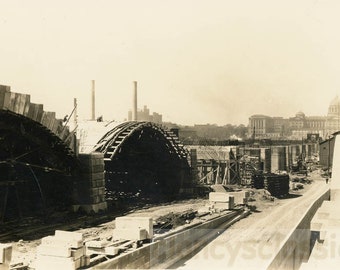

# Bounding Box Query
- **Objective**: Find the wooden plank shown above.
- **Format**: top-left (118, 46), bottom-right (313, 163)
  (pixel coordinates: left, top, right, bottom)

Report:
top-left (0, 86), bottom-right (11, 109)
top-left (27, 103), bottom-right (35, 119)
top-left (23, 95), bottom-right (31, 116)
top-left (35, 104), bottom-right (44, 123)
top-left (41, 112), bottom-right (48, 127)
top-left (13, 93), bottom-right (23, 114)
top-left (52, 119), bottom-right (62, 134)
top-left (48, 112), bottom-right (56, 130)
top-left (16, 94), bottom-right (28, 115)
top-left (7, 92), bottom-right (17, 111)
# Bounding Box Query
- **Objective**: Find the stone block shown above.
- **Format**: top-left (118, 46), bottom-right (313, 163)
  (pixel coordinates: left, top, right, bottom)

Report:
top-left (81, 255), bottom-right (91, 267)
top-left (197, 206), bottom-right (212, 214)
top-left (35, 255), bottom-right (79, 270)
top-left (71, 247), bottom-right (85, 260)
top-left (41, 235), bottom-right (83, 249)
top-left (115, 216), bottom-right (153, 239)
top-left (37, 245), bottom-right (71, 257)
top-left (85, 240), bottom-right (111, 249)
top-left (209, 192), bottom-right (229, 202)
top-left (230, 191), bottom-right (246, 205)
top-left (72, 202), bottom-right (107, 213)
top-left (55, 230), bottom-right (84, 241)
top-left (112, 228), bottom-right (147, 241)
top-left (0, 243), bottom-right (12, 265)
top-left (229, 195), bottom-right (235, 209)
top-left (104, 246), bottom-right (120, 256)
top-left (213, 202), bottom-right (229, 210)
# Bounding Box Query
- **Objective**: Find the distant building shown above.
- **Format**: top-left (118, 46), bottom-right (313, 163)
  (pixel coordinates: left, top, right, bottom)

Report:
top-left (325, 96), bottom-right (340, 135)
top-left (128, 105), bottom-right (162, 124)
top-left (248, 115), bottom-right (274, 138)
top-left (248, 96), bottom-right (338, 140)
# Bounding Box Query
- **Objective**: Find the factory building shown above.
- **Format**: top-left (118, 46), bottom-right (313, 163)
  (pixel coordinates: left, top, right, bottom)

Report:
top-left (128, 105), bottom-right (162, 124)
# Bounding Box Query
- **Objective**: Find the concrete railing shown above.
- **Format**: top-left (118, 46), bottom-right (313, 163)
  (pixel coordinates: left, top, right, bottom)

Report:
top-left (266, 188), bottom-right (330, 270)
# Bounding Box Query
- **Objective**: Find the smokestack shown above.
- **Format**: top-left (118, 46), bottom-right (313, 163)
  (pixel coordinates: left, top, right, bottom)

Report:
top-left (132, 81), bottom-right (137, 121)
top-left (91, 80), bottom-right (95, 121)
top-left (74, 98), bottom-right (77, 127)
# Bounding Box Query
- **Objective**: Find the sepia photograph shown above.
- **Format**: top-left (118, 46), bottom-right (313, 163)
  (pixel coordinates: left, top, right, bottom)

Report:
top-left (0, 0), bottom-right (340, 269)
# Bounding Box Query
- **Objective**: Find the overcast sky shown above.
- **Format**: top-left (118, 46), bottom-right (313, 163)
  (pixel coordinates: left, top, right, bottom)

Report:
top-left (0, 0), bottom-right (339, 125)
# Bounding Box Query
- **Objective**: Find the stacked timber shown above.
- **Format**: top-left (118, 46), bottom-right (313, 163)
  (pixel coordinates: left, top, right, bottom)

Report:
top-left (251, 174), bottom-right (265, 189)
top-left (75, 153), bottom-right (107, 213)
top-left (264, 173), bottom-right (290, 197)
top-left (35, 230), bottom-right (89, 270)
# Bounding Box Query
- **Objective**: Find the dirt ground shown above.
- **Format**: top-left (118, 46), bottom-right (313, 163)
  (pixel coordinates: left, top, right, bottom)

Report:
top-left (9, 169), bottom-right (327, 269)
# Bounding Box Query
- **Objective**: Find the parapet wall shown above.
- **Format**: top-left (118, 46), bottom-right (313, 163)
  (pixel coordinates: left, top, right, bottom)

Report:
top-left (91, 209), bottom-right (247, 269)
top-left (267, 188), bottom-right (330, 270)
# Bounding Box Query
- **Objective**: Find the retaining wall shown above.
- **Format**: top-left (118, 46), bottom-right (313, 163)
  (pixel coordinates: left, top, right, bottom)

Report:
top-left (91, 209), bottom-right (246, 269)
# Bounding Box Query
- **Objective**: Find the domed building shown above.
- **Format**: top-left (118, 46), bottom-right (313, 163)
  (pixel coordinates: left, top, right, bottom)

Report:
top-left (327, 96), bottom-right (340, 117)
top-left (325, 96), bottom-right (340, 135)
top-left (248, 96), bottom-right (340, 140)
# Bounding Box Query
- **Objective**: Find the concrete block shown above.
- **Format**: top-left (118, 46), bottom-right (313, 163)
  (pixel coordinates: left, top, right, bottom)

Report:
top-left (37, 245), bottom-right (71, 257)
top-left (71, 247), bottom-right (85, 260)
top-left (229, 195), bottom-right (235, 209)
top-left (104, 246), bottom-right (120, 256)
top-left (41, 235), bottom-right (83, 249)
top-left (85, 240), bottom-right (111, 248)
top-left (0, 244), bottom-right (12, 265)
top-left (35, 255), bottom-right (79, 270)
top-left (112, 228), bottom-right (147, 241)
top-left (209, 192), bottom-right (229, 202)
top-left (81, 255), bottom-right (91, 267)
top-left (72, 202), bottom-right (107, 213)
top-left (115, 216), bottom-right (153, 239)
top-left (197, 206), bottom-right (212, 214)
top-left (55, 230), bottom-right (84, 241)
top-left (213, 202), bottom-right (230, 210)
top-left (230, 191), bottom-right (246, 205)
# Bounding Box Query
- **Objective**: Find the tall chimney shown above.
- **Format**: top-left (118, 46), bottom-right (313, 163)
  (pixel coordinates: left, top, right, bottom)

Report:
top-left (91, 80), bottom-right (95, 121)
top-left (74, 98), bottom-right (77, 127)
top-left (132, 81), bottom-right (137, 121)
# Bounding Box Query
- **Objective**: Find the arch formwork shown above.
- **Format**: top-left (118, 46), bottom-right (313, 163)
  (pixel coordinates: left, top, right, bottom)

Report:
top-left (93, 121), bottom-right (192, 201)
top-left (0, 110), bottom-right (80, 222)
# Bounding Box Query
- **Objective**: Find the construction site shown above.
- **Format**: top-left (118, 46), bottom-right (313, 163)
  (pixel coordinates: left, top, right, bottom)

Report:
top-left (0, 82), bottom-right (337, 270)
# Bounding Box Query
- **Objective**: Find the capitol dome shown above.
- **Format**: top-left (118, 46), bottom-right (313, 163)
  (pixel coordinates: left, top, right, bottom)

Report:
top-left (328, 96), bottom-right (340, 117)
top-left (295, 111), bottom-right (305, 119)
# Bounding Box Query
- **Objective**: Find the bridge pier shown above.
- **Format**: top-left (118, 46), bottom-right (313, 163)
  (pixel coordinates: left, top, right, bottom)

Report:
top-left (72, 153), bottom-right (107, 213)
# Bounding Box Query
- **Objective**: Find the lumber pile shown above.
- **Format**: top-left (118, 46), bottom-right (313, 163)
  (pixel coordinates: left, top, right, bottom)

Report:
top-left (264, 173), bottom-right (289, 197)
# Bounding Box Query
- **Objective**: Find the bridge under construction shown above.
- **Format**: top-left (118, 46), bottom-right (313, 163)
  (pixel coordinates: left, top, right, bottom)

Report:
top-left (0, 83), bottom-right (337, 270)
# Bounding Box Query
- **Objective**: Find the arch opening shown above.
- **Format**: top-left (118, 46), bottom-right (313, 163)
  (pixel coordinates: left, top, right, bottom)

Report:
top-left (94, 122), bottom-right (191, 203)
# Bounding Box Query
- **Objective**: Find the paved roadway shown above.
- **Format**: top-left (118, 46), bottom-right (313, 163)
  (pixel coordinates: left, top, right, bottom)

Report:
top-left (172, 173), bottom-right (329, 270)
